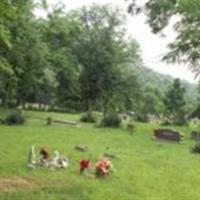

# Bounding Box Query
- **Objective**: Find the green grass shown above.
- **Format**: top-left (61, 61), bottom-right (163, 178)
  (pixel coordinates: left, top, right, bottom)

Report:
top-left (0, 109), bottom-right (199, 200)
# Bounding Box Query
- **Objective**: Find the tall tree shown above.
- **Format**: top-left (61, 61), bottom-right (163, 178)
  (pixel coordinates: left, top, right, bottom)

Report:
top-left (71, 5), bottom-right (140, 112)
top-left (44, 12), bottom-right (82, 110)
top-left (191, 81), bottom-right (200, 119)
top-left (163, 78), bottom-right (186, 124)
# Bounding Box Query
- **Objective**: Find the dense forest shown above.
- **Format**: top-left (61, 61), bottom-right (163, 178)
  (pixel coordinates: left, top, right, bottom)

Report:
top-left (0, 0), bottom-right (199, 125)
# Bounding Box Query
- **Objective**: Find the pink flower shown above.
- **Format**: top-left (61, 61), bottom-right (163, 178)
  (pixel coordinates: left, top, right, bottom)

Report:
top-left (95, 159), bottom-right (112, 176)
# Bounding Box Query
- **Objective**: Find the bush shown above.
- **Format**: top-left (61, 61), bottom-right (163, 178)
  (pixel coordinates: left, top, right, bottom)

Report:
top-left (46, 117), bottom-right (52, 125)
top-left (4, 111), bottom-right (25, 125)
top-left (192, 142), bottom-right (200, 154)
top-left (127, 123), bottom-right (135, 134)
top-left (134, 113), bottom-right (149, 123)
top-left (160, 117), bottom-right (173, 126)
top-left (173, 116), bottom-right (187, 126)
top-left (101, 112), bottom-right (121, 128)
top-left (80, 111), bottom-right (97, 123)
top-left (160, 115), bottom-right (187, 126)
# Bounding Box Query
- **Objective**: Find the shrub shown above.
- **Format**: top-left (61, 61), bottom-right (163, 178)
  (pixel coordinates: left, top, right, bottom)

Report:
top-left (4, 111), bottom-right (25, 125)
top-left (134, 113), bottom-right (149, 123)
top-left (127, 123), bottom-right (135, 135)
top-left (101, 112), bottom-right (121, 128)
top-left (80, 111), bottom-right (97, 123)
top-left (173, 116), bottom-right (187, 126)
top-left (160, 117), bottom-right (173, 126)
top-left (192, 142), bottom-right (200, 154)
top-left (0, 118), bottom-right (4, 124)
top-left (46, 117), bottom-right (52, 125)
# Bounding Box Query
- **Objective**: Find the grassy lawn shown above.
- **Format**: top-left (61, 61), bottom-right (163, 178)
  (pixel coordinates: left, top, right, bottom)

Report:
top-left (0, 110), bottom-right (199, 200)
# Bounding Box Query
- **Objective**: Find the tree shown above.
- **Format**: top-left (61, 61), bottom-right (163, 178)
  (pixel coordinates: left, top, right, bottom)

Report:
top-left (190, 81), bottom-right (200, 119)
top-left (0, 56), bottom-right (16, 106)
top-left (44, 11), bottom-right (82, 110)
top-left (163, 78), bottom-right (186, 124)
top-left (127, 0), bottom-right (200, 75)
top-left (142, 85), bottom-right (164, 114)
top-left (70, 5), bottom-right (140, 112)
top-left (0, 0), bottom-right (34, 106)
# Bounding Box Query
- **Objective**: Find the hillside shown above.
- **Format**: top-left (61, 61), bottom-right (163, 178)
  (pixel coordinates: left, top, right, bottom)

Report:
top-left (135, 66), bottom-right (197, 107)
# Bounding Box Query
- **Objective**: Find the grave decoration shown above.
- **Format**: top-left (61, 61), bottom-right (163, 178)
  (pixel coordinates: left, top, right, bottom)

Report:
top-left (27, 146), bottom-right (69, 169)
top-left (40, 147), bottom-right (50, 167)
top-left (79, 159), bottom-right (90, 174)
top-left (49, 151), bottom-right (69, 169)
top-left (153, 128), bottom-right (183, 142)
top-left (95, 158), bottom-right (114, 177)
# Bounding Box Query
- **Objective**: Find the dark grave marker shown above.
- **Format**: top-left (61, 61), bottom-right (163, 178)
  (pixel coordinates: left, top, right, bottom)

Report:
top-left (153, 128), bottom-right (183, 142)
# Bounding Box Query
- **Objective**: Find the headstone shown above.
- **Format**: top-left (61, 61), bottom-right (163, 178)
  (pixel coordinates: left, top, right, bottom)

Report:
top-left (27, 146), bottom-right (36, 169)
top-left (153, 128), bottom-right (183, 142)
top-left (75, 145), bottom-right (88, 152)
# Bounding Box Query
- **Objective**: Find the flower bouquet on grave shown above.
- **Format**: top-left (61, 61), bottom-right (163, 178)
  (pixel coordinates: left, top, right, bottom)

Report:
top-left (79, 159), bottom-right (90, 174)
top-left (95, 158), bottom-right (114, 177)
top-left (39, 147), bottom-right (50, 167)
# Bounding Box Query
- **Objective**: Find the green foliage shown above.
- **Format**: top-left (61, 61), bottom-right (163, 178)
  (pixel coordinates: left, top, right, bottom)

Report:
top-left (4, 111), bottom-right (25, 125)
top-left (163, 78), bottom-right (187, 125)
top-left (164, 79), bottom-right (186, 113)
top-left (127, 0), bottom-right (200, 74)
top-left (191, 81), bottom-right (200, 119)
top-left (134, 113), bottom-right (149, 123)
top-left (127, 122), bottom-right (135, 134)
top-left (192, 142), bottom-right (200, 154)
top-left (46, 117), bottom-right (52, 125)
top-left (80, 111), bottom-right (97, 123)
top-left (0, 0), bottom-right (197, 122)
top-left (101, 112), bottom-right (121, 128)
top-left (141, 0), bottom-right (200, 74)
top-left (70, 5), bottom-right (140, 111)
top-left (40, 5), bottom-right (142, 112)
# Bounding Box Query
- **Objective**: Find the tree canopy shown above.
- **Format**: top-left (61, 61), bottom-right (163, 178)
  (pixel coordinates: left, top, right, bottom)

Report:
top-left (0, 0), bottom-right (198, 122)
top-left (128, 0), bottom-right (200, 75)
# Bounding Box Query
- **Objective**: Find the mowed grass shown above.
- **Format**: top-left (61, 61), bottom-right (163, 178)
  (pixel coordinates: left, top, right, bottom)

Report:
top-left (0, 110), bottom-right (199, 200)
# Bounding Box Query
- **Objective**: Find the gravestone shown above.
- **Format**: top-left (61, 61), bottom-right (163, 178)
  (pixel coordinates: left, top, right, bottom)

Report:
top-left (153, 128), bottom-right (183, 142)
top-left (75, 145), bottom-right (88, 152)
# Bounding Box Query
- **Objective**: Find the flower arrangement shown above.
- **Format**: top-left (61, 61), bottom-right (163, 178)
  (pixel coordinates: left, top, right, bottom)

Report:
top-left (95, 158), bottom-right (114, 177)
top-left (79, 159), bottom-right (90, 174)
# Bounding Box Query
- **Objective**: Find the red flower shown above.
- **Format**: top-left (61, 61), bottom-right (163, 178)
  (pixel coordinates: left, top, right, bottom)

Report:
top-left (80, 159), bottom-right (90, 173)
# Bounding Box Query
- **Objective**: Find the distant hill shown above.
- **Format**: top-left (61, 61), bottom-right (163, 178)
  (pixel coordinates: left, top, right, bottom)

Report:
top-left (135, 66), bottom-right (197, 108)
